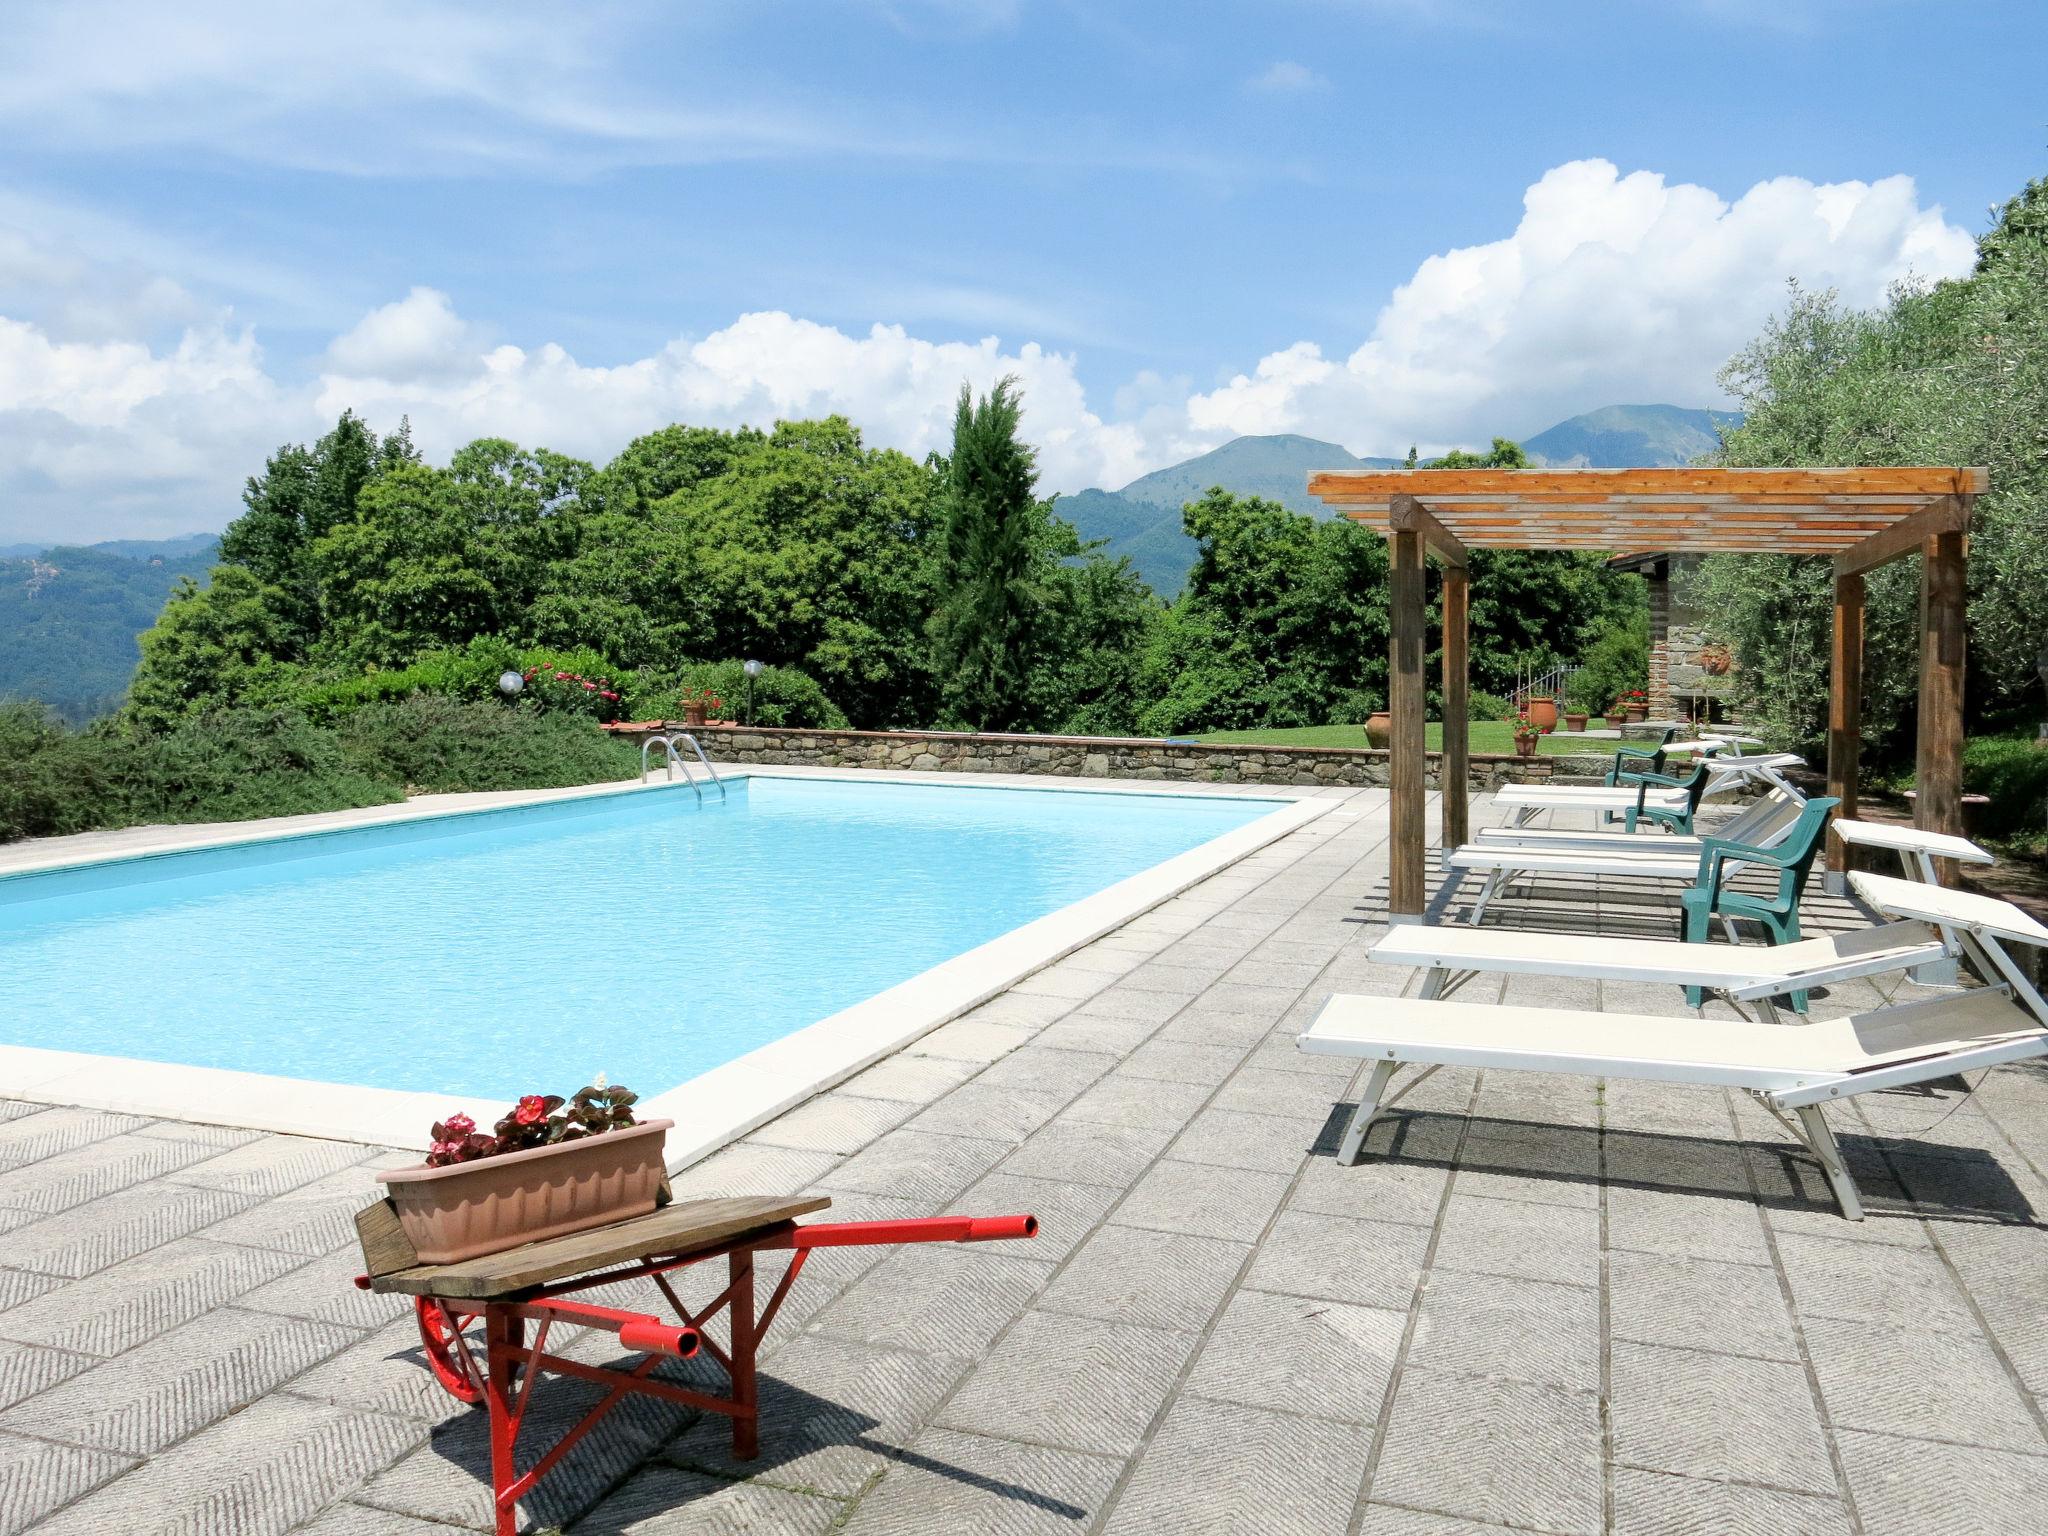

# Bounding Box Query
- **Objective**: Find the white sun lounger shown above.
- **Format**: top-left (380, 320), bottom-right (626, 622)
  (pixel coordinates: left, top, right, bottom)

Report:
top-left (1301, 989), bottom-right (2046, 1218)
top-left (1492, 752), bottom-right (1804, 830)
top-left (1475, 785), bottom-right (1802, 855)
top-left (1370, 916), bottom-right (1951, 1020)
top-left (1304, 879), bottom-right (2048, 1218)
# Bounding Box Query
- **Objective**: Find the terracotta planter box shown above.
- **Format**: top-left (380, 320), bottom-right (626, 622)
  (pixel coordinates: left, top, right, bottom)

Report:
top-left (378, 1119), bottom-right (673, 1264)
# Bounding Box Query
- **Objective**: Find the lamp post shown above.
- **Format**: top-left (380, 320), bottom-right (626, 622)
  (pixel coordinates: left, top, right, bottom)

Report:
top-left (743, 658), bottom-right (763, 725)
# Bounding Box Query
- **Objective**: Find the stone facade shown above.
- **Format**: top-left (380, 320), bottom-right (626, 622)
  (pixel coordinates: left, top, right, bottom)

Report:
top-left (1638, 554), bottom-right (1736, 720)
top-left (615, 724), bottom-right (1563, 790)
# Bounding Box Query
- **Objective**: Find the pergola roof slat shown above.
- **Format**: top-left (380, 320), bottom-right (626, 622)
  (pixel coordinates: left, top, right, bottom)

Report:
top-left (1306, 465), bottom-right (1983, 558)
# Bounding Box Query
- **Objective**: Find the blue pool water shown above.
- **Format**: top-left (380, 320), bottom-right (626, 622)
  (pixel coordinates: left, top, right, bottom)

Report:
top-left (0, 778), bottom-right (1274, 1099)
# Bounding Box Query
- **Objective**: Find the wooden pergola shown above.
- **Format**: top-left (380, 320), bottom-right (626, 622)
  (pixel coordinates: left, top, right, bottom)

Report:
top-left (1304, 466), bottom-right (1988, 917)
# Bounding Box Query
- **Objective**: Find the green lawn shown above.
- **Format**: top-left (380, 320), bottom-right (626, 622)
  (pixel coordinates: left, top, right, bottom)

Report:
top-left (1192, 721), bottom-right (1597, 756)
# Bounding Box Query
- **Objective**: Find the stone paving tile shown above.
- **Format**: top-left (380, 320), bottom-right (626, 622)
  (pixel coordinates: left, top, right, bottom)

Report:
top-left (1037, 1224), bottom-right (1249, 1332)
top-left (837, 1051), bottom-right (980, 1104)
top-left (1186, 1287), bottom-right (1404, 1424)
top-left (1773, 1229), bottom-right (1981, 1334)
top-left (32, 1393), bottom-right (425, 1536)
top-left (1610, 1339), bottom-right (1838, 1494)
top-left (0, 1238), bottom-right (307, 1355)
top-left (0, 1339), bottom-right (89, 1412)
top-left (907, 1083), bottom-right (1069, 1145)
top-left (936, 1309), bottom-right (1196, 1458)
top-left (1116, 1160), bottom-right (1294, 1246)
top-left (1059, 1073), bottom-right (1212, 1131)
top-left (1068, 985), bottom-right (1197, 1023)
top-left (1353, 1504), bottom-right (1506, 1535)
top-left (1836, 1427), bottom-right (2048, 1536)
top-left (1430, 1192), bottom-right (1602, 1289)
top-left (1168, 1106), bottom-right (1324, 1174)
top-left (200, 1156), bottom-right (414, 1257)
top-left (580, 1462), bottom-right (847, 1532)
top-left (0, 1131), bottom-right (224, 1215)
top-left (809, 1244), bottom-right (1055, 1360)
top-left (1212, 1065), bottom-right (1356, 1121)
top-left (1, 1180), bottom-right (255, 1279)
top-left (1119, 1039), bottom-right (1246, 1087)
top-left (0, 1269), bottom-right (64, 1314)
top-left (974, 1045), bottom-right (1118, 1101)
top-left (0, 1108), bottom-right (152, 1171)
top-left (666, 1143), bottom-right (844, 1201)
top-left (1609, 1466), bottom-right (1851, 1535)
top-left (911, 1018), bottom-right (1037, 1063)
top-left (1033, 1014), bottom-right (1158, 1056)
top-left (1939, 1220), bottom-right (2048, 1396)
top-left (283, 1315), bottom-right (479, 1426)
top-left (666, 1332), bottom-right (965, 1497)
top-left (1102, 1393), bottom-right (1371, 1535)
top-left (290, 1504), bottom-right (477, 1535)
top-left (812, 1128), bottom-right (1009, 1203)
top-left (1244, 1209), bottom-right (1430, 1311)
top-left (839, 1425), bottom-right (1121, 1535)
top-left (1289, 1154), bottom-right (1450, 1230)
top-left (1802, 1313), bottom-right (2047, 1454)
top-left (129, 1118), bottom-right (266, 1149)
top-left (1371, 1367), bottom-right (1605, 1536)
top-left (998, 1117), bottom-right (1175, 1189)
top-left (163, 1134), bottom-right (375, 1197)
top-left (0, 1429), bottom-right (137, 1534)
top-left (1608, 1248), bottom-right (1801, 1361)
top-left (0, 1305), bottom-right (359, 1455)
top-left (948, 1170), bottom-right (1118, 1264)
top-left (745, 1093), bottom-right (918, 1154)
top-left (1408, 1267), bottom-right (1601, 1391)
top-left (1606, 1182), bottom-right (1774, 1267)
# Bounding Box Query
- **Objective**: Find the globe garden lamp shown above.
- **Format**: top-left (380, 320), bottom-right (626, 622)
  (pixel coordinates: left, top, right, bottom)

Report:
top-left (743, 658), bottom-right (764, 724)
top-left (498, 671), bottom-right (525, 697)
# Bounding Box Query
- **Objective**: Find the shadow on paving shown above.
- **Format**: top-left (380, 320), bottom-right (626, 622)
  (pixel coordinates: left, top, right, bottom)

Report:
top-left (412, 1342), bottom-right (1085, 1533)
top-left (1340, 1107), bottom-right (2045, 1228)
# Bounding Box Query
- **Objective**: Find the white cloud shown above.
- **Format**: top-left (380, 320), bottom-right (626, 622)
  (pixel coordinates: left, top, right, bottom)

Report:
top-left (0, 159), bottom-right (1979, 542)
top-left (1247, 61), bottom-right (1328, 94)
top-left (1185, 160), bottom-right (1976, 454)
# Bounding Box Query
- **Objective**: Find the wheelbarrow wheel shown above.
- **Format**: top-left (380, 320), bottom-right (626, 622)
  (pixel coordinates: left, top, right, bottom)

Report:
top-left (416, 1297), bottom-right (522, 1406)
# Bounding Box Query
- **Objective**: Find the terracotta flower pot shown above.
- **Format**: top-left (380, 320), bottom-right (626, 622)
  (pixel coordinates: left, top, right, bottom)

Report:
top-left (1564, 712), bottom-right (1588, 732)
top-left (1364, 710), bottom-right (1393, 749)
top-left (1513, 732), bottom-right (1540, 759)
top-left (1627, 704), bottom-right (1649, 722)
top-left (378, 1120), bottom-right (673, 1264)
top-left (1525, 695), bottom-right (1559, 732)
top-left (681, 703), bottom-right (708, 728)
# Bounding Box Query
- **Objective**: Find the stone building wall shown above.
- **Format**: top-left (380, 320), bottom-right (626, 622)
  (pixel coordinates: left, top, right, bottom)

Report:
top-left (612, 724), bottom-right (1565, 790)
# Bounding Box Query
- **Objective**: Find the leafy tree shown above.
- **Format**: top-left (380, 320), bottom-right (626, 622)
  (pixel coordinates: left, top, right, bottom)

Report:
top-left (127, 566), bottom-right (300, 730)
top-left (929, 380), bottom-right (1054, 731)
top-left (1698, 174), bottom-right (2048, 753)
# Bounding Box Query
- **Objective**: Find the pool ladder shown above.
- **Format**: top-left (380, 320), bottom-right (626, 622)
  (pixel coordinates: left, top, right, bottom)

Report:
top-left (640, 732), bottom-right (728, 803)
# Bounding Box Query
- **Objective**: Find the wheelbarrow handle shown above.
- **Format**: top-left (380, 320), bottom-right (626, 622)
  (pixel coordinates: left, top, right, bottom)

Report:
top-left (780, 1213), bottom-right (1038, 1249)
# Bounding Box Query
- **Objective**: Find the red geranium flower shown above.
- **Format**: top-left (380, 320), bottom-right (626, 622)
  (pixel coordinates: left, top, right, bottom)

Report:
top-left (514, 1095), bottom-right (548, 1126)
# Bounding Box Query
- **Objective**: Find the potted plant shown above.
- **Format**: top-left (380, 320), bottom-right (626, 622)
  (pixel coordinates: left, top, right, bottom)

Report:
top-left (1625, 690), bottom-right (1650, 722)
top-left (678, 686), bottom-right (723, 729)
top-left (1505, 706), bottom-right (1548, 759)
top-left (1563, 710), bottom-right (1589, 732)
top-left (378, 1080), bottom-right (671, 1264)
top-left (1525, 694), bottom-right (1559, 732)
top-left (1364, 710), bottom-right (1393, 748)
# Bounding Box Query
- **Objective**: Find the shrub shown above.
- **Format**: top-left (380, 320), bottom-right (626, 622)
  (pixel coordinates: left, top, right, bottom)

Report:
top-left (119, 708), bottom-right (402, 826)
top-left (1569, 624), bottom-right (1649, 714)
top-left (289, 638), bottom-right (520, 724)
top-left (1963, 733), bottom-right (2048, 840)
top-left (619, 660), bottom-right (848, 729)
top-left (1468, 690), bottom-right (1512, 723)
top-left (336, 696), bottom-right (642, 793)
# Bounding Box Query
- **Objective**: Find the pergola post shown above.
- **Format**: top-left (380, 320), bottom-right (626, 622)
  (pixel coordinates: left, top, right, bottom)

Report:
top-left (1388, 521), bottom-right (1427, 919)
top-left (1441, 565), bottom-right (1470, 850)
top-left (1915, 525), bottom-right (1968, 884)
top-left (1825, 570), bottom-right (1864, 885)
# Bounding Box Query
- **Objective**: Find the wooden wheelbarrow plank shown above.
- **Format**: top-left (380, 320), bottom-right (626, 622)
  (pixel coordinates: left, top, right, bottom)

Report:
top-left (357, 1194), bottom-right (832, 1299)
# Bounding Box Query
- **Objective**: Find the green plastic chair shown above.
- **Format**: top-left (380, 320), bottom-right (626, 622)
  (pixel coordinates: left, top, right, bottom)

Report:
top-left (1621, 760), bottom-right (1714, 834)
top-left (1680, 795), bottom-right (1840, 1012)
top-left (1604, 725), bottom-right (1678, 787)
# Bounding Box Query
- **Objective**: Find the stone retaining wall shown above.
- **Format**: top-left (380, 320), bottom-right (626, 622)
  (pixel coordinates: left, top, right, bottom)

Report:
top-left (611, 723), bottom-right (1568, 790)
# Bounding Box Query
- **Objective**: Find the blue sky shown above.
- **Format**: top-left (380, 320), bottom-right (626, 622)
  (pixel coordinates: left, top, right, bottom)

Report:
top-left (1, 0), bottom-right (2042, 540)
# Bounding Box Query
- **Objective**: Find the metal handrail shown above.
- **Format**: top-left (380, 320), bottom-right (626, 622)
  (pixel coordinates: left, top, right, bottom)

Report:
top-left (667, 732), bottom-right (727, 801)
top-left (637, 732), bottom-right (726, 802)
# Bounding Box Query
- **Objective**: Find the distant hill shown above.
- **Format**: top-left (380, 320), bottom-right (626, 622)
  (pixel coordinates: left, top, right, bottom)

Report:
top-left (0, 535), bottom-right (219, 721)
top-left (1523, 404), bottom-right (1739, 469)
top-left (1061, 407), bottom-right (1736, 595)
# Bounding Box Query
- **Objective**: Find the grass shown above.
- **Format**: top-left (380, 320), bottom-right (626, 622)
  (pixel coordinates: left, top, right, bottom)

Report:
top-left (1191, 721), bottom-right (1600, 756)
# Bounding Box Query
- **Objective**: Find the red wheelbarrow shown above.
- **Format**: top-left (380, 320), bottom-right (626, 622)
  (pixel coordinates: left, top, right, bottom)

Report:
top-left (353, 1193), bottom-right (1037, 1535)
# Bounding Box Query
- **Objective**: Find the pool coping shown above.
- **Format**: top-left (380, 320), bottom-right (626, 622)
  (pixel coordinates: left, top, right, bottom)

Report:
top-left (0, 767), bottom-right (1333, 1159)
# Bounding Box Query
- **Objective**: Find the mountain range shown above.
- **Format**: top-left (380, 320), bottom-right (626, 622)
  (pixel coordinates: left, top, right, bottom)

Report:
top-left (0, 535), bottom-right (219, 721)
top-left (1061, 403), bottom-right (1737, 594)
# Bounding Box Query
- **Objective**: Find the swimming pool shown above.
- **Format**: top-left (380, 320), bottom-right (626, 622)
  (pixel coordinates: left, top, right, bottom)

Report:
top-left (0, 776), bottom-right (1284, 1103)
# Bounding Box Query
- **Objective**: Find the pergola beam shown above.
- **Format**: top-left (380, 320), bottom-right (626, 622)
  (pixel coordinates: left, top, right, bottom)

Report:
top-left (1387, 495), bottom-right (1468, 568)
top-left (1834, 495), bottom-right (1972, 578)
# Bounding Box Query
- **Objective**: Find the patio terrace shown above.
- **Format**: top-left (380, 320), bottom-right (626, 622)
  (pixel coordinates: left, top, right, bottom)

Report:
top-left (0, 780), bottom-right (2043, 1534)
